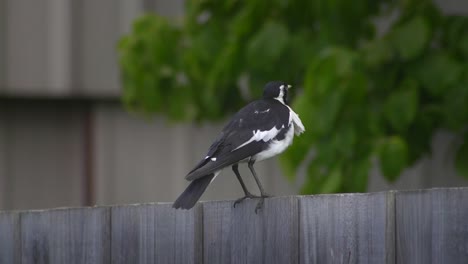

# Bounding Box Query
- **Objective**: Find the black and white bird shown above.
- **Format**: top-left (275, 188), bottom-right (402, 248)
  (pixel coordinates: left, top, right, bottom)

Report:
top-left (173, 81), bottom-right (305, 212)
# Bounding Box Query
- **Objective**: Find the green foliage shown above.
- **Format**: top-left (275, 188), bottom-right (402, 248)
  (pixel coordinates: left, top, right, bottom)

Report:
top-left (118, 0), bottom-right (468, 194)
top-left (390, 16), bottom-right (430, 60)
top-left (378, 136), bottom-right (409, 182)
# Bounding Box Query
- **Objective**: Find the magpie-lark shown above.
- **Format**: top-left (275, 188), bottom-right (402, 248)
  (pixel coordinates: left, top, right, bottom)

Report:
top-left (173, 81), bottom-right (305, 212)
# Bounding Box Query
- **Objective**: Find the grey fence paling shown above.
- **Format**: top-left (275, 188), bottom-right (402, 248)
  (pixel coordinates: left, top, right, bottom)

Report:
top-left (1, 188), bottom-right (468, 264)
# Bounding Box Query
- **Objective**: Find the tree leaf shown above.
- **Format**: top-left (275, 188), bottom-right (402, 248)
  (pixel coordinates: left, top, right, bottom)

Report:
top-left (442, 16), bottom-right (468, 55)
top-left (300, 161), bottom-right (325, 194)
top-left (331, 126), bottom-right (357, 158)
top-left (378, 136), bottom-right (409, 182)
top-left (442, 84), bottom-right (468, 130)
top-left (304, 48), bottom-right (358, 136)
top-left (362, 39), bottom-right (394, 68)
top-left (246, 21), bottom-right (289, 71)
top-left (459, 34), bottom-right (468, 58)
top-left (455, 136), bottom-right (468, 179)
top-left (404, 110), bottom-right (437, 164)
top-left (390, 16), bottom-right (430, 60)
top-left (301, 158), bottom-right (343, 194)
top-left (412, 52), bottom-right (463, 96)
top-left (345, 157), bottom-right (371, 192)
top-left (383, 79), bottom-right (419, 132)
top-left (319, 167), bottom-right (343, 194)
top-left (344, 70), bottom-right (368, 105)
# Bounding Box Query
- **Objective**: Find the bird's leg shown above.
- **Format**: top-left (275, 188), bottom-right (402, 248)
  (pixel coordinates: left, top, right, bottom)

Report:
top-left (248, 160), bottom-right (270, 197)
top-left (232, 164), bottom-right (252, 196)
top-left (248, 160), bottom-right (270, 213)
top-left (232, 164), bottom-right (260, 207)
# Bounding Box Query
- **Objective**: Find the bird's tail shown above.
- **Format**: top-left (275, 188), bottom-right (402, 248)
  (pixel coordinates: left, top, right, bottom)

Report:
top-left (173, 173), bottom-right (216, 209)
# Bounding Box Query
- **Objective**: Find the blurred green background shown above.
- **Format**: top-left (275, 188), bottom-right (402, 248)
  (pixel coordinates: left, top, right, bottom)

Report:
top-left (119, 0), bottom-right (468, 194)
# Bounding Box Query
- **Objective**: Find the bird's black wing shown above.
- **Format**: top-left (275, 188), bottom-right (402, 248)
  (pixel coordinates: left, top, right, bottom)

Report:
top-left (186, 99), bottom-right (290, 181)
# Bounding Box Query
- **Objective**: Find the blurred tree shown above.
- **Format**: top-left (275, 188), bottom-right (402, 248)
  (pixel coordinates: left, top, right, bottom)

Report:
top-left (118, 0), bottom-right (468, 194)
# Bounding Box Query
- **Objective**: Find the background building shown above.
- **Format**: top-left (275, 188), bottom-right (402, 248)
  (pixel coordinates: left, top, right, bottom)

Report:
top-left (0, 0), bottom-right (467, 210)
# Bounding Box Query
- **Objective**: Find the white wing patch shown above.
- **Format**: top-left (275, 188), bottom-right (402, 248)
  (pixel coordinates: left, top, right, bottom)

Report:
top-left (233, 126), bottom-right (281, 151)
top-left (254, 125), bottom-right (294, 162)
top-left (286, 105), bottom-right (305, 135)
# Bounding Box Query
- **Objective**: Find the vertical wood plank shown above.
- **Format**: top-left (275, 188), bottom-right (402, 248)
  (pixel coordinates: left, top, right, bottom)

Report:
top-left (203, 196), bottom-right (299, 264)
top-left (396, 188), bottom-right (468, 264)
top-left (202, 201), bottom-right (233, 263)
top-left (111, 203), bottom-right (202, 264)
top-left (20, 207), bottom-right (110, 264)
top-left (0, 211), bottom-right (21, 263)
top-left (299, 192), bottom-right (395, 264)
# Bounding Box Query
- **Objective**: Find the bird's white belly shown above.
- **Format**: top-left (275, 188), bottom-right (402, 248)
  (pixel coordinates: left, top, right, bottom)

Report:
top-left (253, 126), bottom-right (294, 162)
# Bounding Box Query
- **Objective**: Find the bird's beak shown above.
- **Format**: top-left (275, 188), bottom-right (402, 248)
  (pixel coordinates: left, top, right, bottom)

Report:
top-left (287, 85), bottom-right (292, 89)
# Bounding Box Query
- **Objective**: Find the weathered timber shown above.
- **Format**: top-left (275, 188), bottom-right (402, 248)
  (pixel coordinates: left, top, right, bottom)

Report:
top-left (203, 196), bottom-right (298, 264)
top-left (20, 207), bottom-right (110, 264)
top-left (299, 192), bottom-right (395, 264)
top-left (111, 203), bottom-right (202, 264)
top-left (0, 188), bottom-right (467, 264)
top-left (0, 211), bottom-right (21, 264)
top-left (396, 188), bottom-right (468, 264)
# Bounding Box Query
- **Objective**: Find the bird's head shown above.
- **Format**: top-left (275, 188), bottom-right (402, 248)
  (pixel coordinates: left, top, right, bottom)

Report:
top-left (263, 81), bottom-right (291, 105)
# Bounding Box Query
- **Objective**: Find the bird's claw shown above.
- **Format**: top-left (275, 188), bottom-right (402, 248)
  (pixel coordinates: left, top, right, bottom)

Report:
top-left (233, 193), bottom-right (271, 213)
top-left (254, 198), bottom-right (264, 214)
top-left (254, 194), bottom-right (271, 214)
top-left (233, 193), bottom-right (261, 208)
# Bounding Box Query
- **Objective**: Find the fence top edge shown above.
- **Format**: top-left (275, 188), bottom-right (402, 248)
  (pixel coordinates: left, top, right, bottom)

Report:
top-left (1, 187), bottom-right (467, 213)
top-left (393, 186), bottom-right (468, 195)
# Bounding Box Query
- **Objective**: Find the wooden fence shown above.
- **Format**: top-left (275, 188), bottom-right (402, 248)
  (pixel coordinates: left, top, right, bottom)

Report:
top-left (1, 187), bottom-right (467, 264)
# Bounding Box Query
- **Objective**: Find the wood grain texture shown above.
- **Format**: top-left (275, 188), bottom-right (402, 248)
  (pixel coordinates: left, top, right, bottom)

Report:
top-left (203, 196), bottom-right (299, 264)
top-left (0, 211), bottom-right (20, 264)
top-left (203, 200), bottom-right (234, 264)
top-left (20, 207), bottom-right (110, 264)
top-left (3, 188), bottom-right (468, 263)
top-left (396, 188), bottom-right (468, 264)
top-left (111, 203), bottom-right (202, 264)
top-left (299, 192), bottom-right (395, 264)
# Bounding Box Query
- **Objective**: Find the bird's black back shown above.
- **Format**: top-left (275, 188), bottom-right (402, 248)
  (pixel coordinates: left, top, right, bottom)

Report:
top-left (186, 98), bottom-right (290, 180)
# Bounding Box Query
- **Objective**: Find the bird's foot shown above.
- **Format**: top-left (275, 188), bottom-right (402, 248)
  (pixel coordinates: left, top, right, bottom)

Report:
top-left (254, 194), bottom-right (272, 214)
top-left (233, 193), bottom-right (261, 208)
